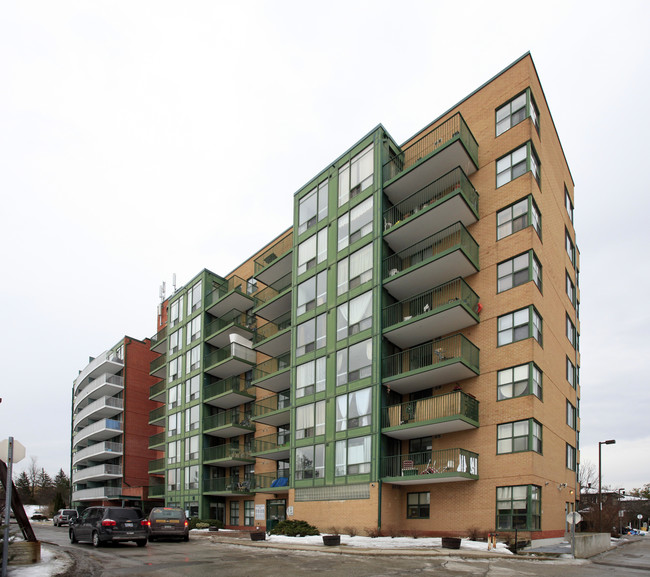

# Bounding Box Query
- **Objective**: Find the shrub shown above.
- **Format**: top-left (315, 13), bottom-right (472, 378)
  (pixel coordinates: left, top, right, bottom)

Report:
top-left (343, 525), bottom-right (358, 537)
top-left (365, 526), bottom-right (381, 538)
top-left (269, 519), bottom-right (319, 537)
top-left (189, 518), bottom-right (224, 530)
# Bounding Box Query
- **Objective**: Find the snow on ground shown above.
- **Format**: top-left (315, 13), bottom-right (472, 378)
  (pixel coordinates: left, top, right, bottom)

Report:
top-left (6, 546), bottom-right (69, 577)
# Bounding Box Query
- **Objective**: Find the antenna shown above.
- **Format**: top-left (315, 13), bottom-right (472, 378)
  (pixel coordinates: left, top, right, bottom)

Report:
top-left (173, 273), bottom-right (177, 292)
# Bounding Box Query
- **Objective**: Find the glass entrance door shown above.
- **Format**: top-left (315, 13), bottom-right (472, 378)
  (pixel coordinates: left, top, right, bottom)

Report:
top-left (266, 499), bottom-right (286, 533)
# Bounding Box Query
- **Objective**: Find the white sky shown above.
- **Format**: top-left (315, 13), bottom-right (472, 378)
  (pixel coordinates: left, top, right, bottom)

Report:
top-left (1, 1), bottom-right (649, 493)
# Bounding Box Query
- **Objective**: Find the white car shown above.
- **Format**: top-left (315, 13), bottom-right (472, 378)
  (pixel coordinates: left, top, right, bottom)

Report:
top-left (53, 509), bottom-right (78, 526)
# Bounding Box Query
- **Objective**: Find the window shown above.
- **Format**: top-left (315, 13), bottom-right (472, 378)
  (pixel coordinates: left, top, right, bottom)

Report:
top-left (338, 197), bottom-right (373, 251)
top-left (496, 90), bottom-right (539, 136)
top-left (409, 437), bottom-right (433, 465)
top-left (167, 468), bottom-right (180, 491)
top-left (297, 271), bottom-right (327, 316)
top-left (185, 405), bottom-right (199, 432)
top-left (565, 186), bottom-right (574, 223)
top-left (244, 501), bottom-right (255, 526)
top-left (497, 306), bottom-right (542, 346)
top-left (298, 180), bottom-right (328, 234)
top-left (496, 143), bottom-right (540, 188)
top-left (295, 401), bottom-right (325, 439)
top-left (185, 465), bottom-right (199, 490)
top-left (189, 281), bottom-right (202, 313)
top-left (407, 492), bottom-right (430, 519)
top-left (167, 440), bottom-right (181, 464)
top-left (497, 419), bottom-right (542, 454)
top-left (296, 314), bottom-right (326, 357)
top-left (168, 384), bottom-right (181, 409)
top-left (566, 272), bottom-right (576, 308)
top-left (336, 339), bottom-right (372, 385)
top-left (229, 501), bottom-right (239, 525)
top-left (170, 297), bottom-right (183, 327)
top-left (186, 345), bottom-right (200, 373)
top-left (497, 196), bottom-right (541, 240)
top-left (337, 291), bottom-right (372, 340)
top-left (169, 329), bottom-right (183, 354)
top-left (496, 485), bottom-right (541, 530)
top-left (185, 435), bottom-right (199, 461)
top-left (295, 357), bottom-right (326, 398)
top-left (566, 444), bottom-right (577, 471)
top-left (566, 229), bottom-right (576, 267)
top-left (335, 435), bottom-right (372, 476)
top-left (186, 316), bottom-right (201, 345)
top-left (298, 228), bottom-right (327, 275)
top-left (168, 356), bottom-right (181, 382)
top-left (186, 375), bottom-right (200, 403)
top-left (246, 277), bottom-right (258, 295)
top-left (566, 314), bottom-right (577, 348)
top-left (497, 363), bottom-right (542, 400)
top-left (295, 444), bottom-right (325, 480)
top-left (337, 243), bottom-right (373, 295)
top-left (168, 412), bottom-right (180, 437)
top-left (567, 401), bottom-right (577, 430)
top-left (335, 388), bottom-right (372, 431)
top-left (566, 357), bottom-right (576, 388)
top-left (497, 251), bottom-right (542, 293)
top-left (339, 144), bottom-right (373, 206)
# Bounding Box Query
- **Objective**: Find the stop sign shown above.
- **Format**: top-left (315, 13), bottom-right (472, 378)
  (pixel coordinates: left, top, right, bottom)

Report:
top-left (0, 439), bottom-right (26, 463)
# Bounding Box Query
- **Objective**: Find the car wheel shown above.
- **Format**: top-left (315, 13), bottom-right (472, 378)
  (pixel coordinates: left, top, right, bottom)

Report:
top-left (54, 520), bottom-right (58, 527)
top-left (92, 532), bottom-right (101, 547)
top-left (136, 539), bottom-right (147, 547)
top-left (69, 530), bottom-right (77, 544)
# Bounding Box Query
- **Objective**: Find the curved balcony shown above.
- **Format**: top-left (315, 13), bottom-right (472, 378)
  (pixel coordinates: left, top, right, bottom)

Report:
top-left (203, 409), bottom-right (255, 439)
top-left (383, 112), bottom-right (478, 203)
top-left (382, 448), bottom-right (478, 485)
top-left (73, 418), bottom-right (122, 449)
top-left (382, 390), bottom-right (479, 440)
top-left (73, 374), bottom-right (123, 412)
top-left (383, 222), bottom-right (479, 301)
top-left (383, 278), bottom-right (479, 348)
top-left (72, 486), bottom-right (123, 502)
top-left (206, 276), bottom-right (255, 318)
top-left (384, 167), bottom-right (479, 253)
top-left (253, 312), bottom-right (291, 357)
top-left (204, 341), bottom-right (256, 379)
top-left (203, 443), bottom-right (255, 468)
top-left (73, 441), bottom-right (123, 466)
top-left (73, 396), bottom-right (123, 429)
top-left (74, 350), bottom-right (124, 395)
top-left (254, 233), bottom-right (293, 287)
top-left (150, 326), bottom-right (167, 353)
top-left (73, 464), bottom-right (122, 483)
top-left (382, 334), bottom-right (479, 395)
top-left (251, 353), bottom-right (291, 393)
top-left (203, 476), bottom-right (253, 495)
top-left (204, 375), bottom-right (255, 410)
top-left (251, 432), bottom-right (290, 461)
top-left (150, 354), bottom-right (167, 378)
top-left (205, 310), bottom-right (255, 349)
top-left (253, 272), bottom-right (292, 321)
top-left (251, 391), bottom-right (290, 426)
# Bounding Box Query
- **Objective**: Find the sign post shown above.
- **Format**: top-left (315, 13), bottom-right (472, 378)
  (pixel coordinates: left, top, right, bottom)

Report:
top-left (566, 511), bottom-right (582, 558)
top-left (1, 437), bottom-right (26, 577)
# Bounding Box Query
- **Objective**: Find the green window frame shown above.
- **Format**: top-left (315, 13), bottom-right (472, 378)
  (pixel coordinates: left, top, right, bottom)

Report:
top-left (296, 313), bottom-right (327, 357)
top-left (497, 362), bottom-right (542, 401)
top-left (295, 357), bottom-right (326, 399)
top-left (295, 400), bottom-right (325, 439)
top-left (337, 196), bottom-right (373, 251)
top-left (335, 387), bottom-right (372, 431)
top-left (296, 270), bottom-right (327, 316)
top-left (566, 357), bottom-right (576, 388)
top-left (497, 306), bottom-right (542, 347)
top-left (565, 228), bottom-right (576, 267)
top-left (229, 501), bottom-right (239, 526)
top-left (566, 444), bottom-right (577, 471)
top-left (566, 314), bottom-right (577, 349)
top-left (567, 401), bottom-right (577, 430)
top-left (297, 228), bottom-right (327, 275)
top-left (298, 180), bottom-right (328, 235)
top-left (407, 492), bottom-right (430, 519)
top-left (497, 419), bottom-right (542, 454)
top-left (336, 291), bottom-right (372, 341)
top-left (496, 142), bottom-right (540, 188)
top-left (338, 143), bottom-right (374, 207)
top-left (336, 338), bottom-right (372, 386)
top-left (566, 271), bottom-right (576, 308)
top-left (497, 250), bottom-right (542, 293)
top-left (496, 89), bottom-right (539, 137)
top-left (295, 443), bottom-right (325, 480)
top-left (497, 195), bottom-right (541, 241)
top-left (335, 435), bottom-right (372, 476)
top-left (496, 485), bottom-right (541, 530)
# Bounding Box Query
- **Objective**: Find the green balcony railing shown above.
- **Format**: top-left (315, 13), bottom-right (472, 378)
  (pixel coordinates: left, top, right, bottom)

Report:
top-left (381, 448), bottom-right (479, 478)
top-left (383, 222), bottom-right (479, 279)
top-left (150, 326), bottom-right (167, 349)
top-left (204, 343), bottom-right (257, 369)
top-left (149, 405), bottom-right (166, 423)
top-left (383, 278), bottom-right (479, 328)
top-left (384, 167), bottom-right (478, 227)
top-left (382, 334), bottom-right (479, 378)
top-left (203, 476), bottom-right (253, 493)
top-left (254, 234), bottom-right (293, 274)
top-left (254, 272), bottom-right (292, 306)
top-left (149, 379), bottom-right (166, 399)
top-left (205, 310), bottom-right (255, 339)
top-left (148, 485), bottom-right (165, 497)
top-left (149, 432), bottom-right (165, 449)
top-left (150, 354), bottom-right (167, 374)
top-left (251, 432), bottom-right (291, 454)
top-left (382, 390), bottom-right (478, 429)
top-left (204, 375), bottom-right (252, 402)
top-left (252, 472), bottom-right (290, 491)
top-left (148, 458), bottom-right (165, 473)
top-left (203, 409), bottom-right (252, 431)
top-left (205, 276), bottom-right (250, 308)
top-left (252, 391), bottom-right (291, 418)
top-left (383, 113), bottom-right (478, 182)
top-left (203, 443), bottom-right (252, 463)
top-left (254, 312), bottom-right (292, 343)
top-left (253, 353), bottom-right (291, 381)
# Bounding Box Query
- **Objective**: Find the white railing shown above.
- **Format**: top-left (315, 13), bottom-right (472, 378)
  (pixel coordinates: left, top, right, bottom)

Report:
top-left (74, 350), bottom-right (124, 394)
top-left (73, 464), bottom-right (122, 483)
top-left (73, 442), bottom-right (123, 466)
top-left (72, 486), bottom-right (122, 501)
top-left (72, 418), bottom-right (122, 448)
top-left (73, 397), bottom-right (123, 428)
top-left (73, 374), bottom-right (124, 411)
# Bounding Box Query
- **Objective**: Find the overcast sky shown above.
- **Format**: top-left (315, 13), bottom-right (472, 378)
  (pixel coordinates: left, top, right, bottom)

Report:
top-left (1, 1), bottom-right (648, 493)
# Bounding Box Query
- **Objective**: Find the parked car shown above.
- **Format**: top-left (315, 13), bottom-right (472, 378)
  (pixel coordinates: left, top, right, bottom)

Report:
top-left (69, 506), bottom-right (147, 547)
top-left (31, 511), bottom-right (48, 521)
top-left (146, 507), bottom-right (189, 541)
top-left (53, 509), bottom-right (78, 526)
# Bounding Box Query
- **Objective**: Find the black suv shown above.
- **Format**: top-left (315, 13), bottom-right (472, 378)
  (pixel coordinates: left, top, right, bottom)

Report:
top-left (69, 506), bottom-right (147, 547)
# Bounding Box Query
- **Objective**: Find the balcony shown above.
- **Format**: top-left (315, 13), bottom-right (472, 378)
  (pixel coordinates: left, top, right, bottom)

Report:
top-left (72, 486), bottom-right (123, 502)
top-left (203, 409), bottom-right (255, 438)
top-left (73, 374), bottom-right (123, 412)
top-left (251, 391), bottom-right (290, 426)
top-left (384, 167), bottom-right (479, 253)
top-left (251, 432), bottom-right (290, 461)
top-left (251, 353), bottom-right (291, 393)
top-left (383, 222), bottom-right (479, 301)
top-left (253, 312), bottom-right (291, 357)
top-left (73, 464), bottom-right (122, 483)
top-left (383, 278), bottom-right (479, 348)
top-left (205, 309), bottom-right (256, 349)
top-left (382, 448), bottom-right (478, 485)
top-left (73, 441), bottom-right (123, 466)
top-left (73, 396), bottom-right (123, 429)
top-left (150, 326), bottom-right (167, 353)
top-left (149, 379), bottom-right (166, 403)
top-left (148, 458), bottom-right (166, 474)
top-left (203, 444), bottom-right (255, 467)
top-left (204, 342), bottom-right (256, 379)
top-left (382, 391), bottom-right (479, 440)
top-left (149, 405), bottom-right (166, 426)
top-left (206, 276), bottom-right (255, 318)
top-left (149, 354), bottom-right (167, 379)
top-left (383, 113), bottom-right (478, 202)
top-left (252, 472), bottom-right (290, 493)
top-left (203, 476), bottom-right (253, 495)
top-left (204, 375), bottom-right (255, 410)
top-left (73, 418), bottom-right (122, 449)
top-left (382, 334), bottom-right (479, 395)
top-left (148, 484), bottom-right (165, 498)
top-left (149, 432), bottom-right (165, 450)
top-left (254, 233), bottom-right (293, 287)
top-left (74, 350), bottom-right (124, 395)
top-left (253, 272), bottom-right (292, 321)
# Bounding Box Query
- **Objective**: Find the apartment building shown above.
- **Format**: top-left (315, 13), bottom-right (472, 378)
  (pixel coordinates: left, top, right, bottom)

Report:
top-left (71, 337), bottom-right (164, 509)
top-left (146, 52), bottom-right (579, 543)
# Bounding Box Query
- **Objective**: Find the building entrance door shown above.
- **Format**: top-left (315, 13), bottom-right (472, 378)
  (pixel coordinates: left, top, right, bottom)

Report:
top-left (266, 499), bottom-right (286, 533)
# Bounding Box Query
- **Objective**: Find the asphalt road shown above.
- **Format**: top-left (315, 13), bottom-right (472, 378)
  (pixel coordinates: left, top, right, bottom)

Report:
top-left (32, 523), bottom-right (650, 577)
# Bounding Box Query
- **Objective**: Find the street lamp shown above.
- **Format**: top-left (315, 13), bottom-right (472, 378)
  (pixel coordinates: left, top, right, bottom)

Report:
top-left (598, 439), bottom-right (616, 533)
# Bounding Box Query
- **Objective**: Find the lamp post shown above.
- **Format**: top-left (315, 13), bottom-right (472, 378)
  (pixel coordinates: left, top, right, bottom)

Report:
top-left (598, 439), bottom-right (616, 533)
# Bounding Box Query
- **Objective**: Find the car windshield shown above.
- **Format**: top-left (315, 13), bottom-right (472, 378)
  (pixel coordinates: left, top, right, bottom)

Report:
top-left (109, 509), bottom-right (141, 521)
top-left (153, 509), bottom-right (184, 520)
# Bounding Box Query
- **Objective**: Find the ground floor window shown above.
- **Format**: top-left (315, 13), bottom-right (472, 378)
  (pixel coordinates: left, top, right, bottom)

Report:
top-left (229, 501), bottom-right (240, 526)
top-left (496, 485), bottom-right (541, 530)
top-left (407, 492), bottom-right (430, 519)
top-left (244, 500), bottom-right (254, 526)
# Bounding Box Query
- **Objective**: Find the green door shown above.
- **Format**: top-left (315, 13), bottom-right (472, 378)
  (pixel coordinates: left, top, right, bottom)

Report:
top-left (265, 499), bottom-right (286, 533)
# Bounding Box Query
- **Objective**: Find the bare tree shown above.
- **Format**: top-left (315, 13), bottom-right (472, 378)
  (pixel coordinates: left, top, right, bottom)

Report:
top-left (579, 459), bottom-right (598, 491)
